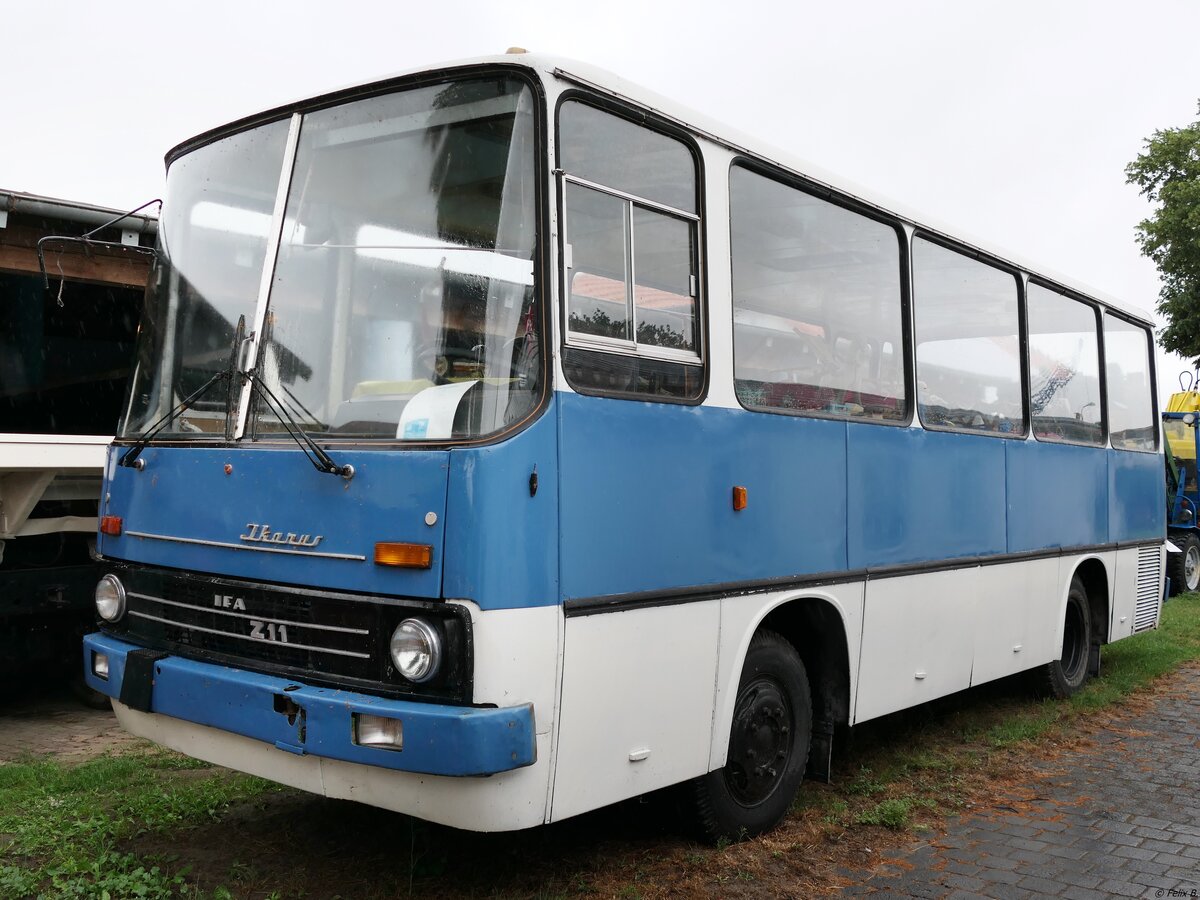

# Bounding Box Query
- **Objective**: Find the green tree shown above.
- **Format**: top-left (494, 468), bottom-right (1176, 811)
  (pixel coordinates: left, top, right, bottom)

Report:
top-left (1126, 103), bottom-right (1200, 363)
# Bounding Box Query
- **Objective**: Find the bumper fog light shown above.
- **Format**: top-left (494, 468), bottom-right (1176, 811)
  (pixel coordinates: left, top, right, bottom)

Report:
top-left (92, 651), bottom-right (110, 680)
top-left (353, 713), bottom-right (404, 750)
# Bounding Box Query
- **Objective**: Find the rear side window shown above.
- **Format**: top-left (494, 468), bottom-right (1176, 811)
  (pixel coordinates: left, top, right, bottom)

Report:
top-left (913, 238), bottom-right (1024, 436)
top-left (559, 100), bottom-right (703, 400)
top-left (729, 165), bottom-right (907, 422)
top-left (1027, 284), bottom-right (1103, 445)
top-left (1104, 314), bottom-right (1156, 451)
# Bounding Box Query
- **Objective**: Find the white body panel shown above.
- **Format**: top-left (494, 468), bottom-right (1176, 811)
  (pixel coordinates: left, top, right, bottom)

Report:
top-left (971, 557), bottom-right (1061, 686)
top-left (855, 568), bottom-right (978, 722)
top-left (550, 601), bottom-right (720, 822)
top-left (1111, 546), bottom-right (1141, 641)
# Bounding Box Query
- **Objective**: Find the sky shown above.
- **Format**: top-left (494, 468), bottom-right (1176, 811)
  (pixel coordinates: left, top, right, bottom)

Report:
top-left (3, 0), bottom-right (1198, 397)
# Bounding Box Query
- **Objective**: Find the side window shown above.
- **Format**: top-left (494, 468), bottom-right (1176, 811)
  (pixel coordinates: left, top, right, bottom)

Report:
top-left (913, 238), bottom-right (1024, 435)
top-left (1104, 314), bottom-right (1156, 451)
top-left (559, 100), bottom-right (703, 400)
top-left (1027, 284), bottom-right (1103, 445)
top-left (729, 166), bottom-right (906, 421)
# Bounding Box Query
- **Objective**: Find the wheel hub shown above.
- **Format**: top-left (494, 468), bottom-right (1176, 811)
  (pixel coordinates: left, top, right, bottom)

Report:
top-left (725, 679), bottom-right (793, 806)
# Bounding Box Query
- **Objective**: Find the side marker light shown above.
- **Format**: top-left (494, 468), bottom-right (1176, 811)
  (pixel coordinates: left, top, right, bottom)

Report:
top-left (733, 486), bottom-right (748, 511)
top-left (100, 516), bottom-right (123, 536)
top-left (374, 542), bottom-right (433, 569)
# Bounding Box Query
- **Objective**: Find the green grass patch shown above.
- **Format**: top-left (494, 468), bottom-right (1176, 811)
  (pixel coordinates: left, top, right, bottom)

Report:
top-left (0, 748), bottom-right (275, 898)
top-left (854, 797), bottom-right (914, 829)
top-left (844, 766), bottom-right (890, 796)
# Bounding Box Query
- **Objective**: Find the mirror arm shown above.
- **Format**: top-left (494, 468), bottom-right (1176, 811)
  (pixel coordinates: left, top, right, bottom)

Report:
top-left (36, 198), bottom-right (162, 290)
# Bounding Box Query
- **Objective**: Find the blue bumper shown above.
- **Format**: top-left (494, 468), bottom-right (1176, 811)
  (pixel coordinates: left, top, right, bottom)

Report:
top-left (83, 633), bottom-right (535, 776)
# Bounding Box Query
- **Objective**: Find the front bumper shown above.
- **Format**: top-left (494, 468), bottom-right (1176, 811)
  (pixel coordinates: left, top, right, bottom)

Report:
top-left (84, 633), bottom-right (535, 776)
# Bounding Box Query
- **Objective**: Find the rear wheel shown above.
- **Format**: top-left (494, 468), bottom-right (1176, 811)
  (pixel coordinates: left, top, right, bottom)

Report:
top-left (1039, 576), bottom-right (1093, 698)
top-left (1168, 532), bottom-right (1200, 595)
top-left (684, 630), bottom-right (812, 842)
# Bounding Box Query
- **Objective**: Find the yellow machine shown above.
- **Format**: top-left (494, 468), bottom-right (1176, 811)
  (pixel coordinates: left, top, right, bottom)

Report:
top-left (1165, 373), bottom-right (1200, 463)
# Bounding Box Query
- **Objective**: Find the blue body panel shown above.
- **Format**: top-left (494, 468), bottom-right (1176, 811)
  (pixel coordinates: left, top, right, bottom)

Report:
top-left (557, 394), bottom-right (1166, 600)
top-left (847, 426), bottom-right (1008, 567)
top-left (1006, 440), bottom-right (1109, 550)
top-left (558, 393), bottom-right (847, 599)
top-left (443, 407), bottom-right (560, 607)
top-left (84, 633), bottom-right (535, 776)
top-left (99, 445), bottom-right (450, 599)
top-left (1109, 448), bottom-right (1167, 542)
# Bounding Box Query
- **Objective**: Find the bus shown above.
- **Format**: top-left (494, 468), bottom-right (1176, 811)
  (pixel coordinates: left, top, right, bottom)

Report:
top-left (82, 52), bottom-right (1165, 841)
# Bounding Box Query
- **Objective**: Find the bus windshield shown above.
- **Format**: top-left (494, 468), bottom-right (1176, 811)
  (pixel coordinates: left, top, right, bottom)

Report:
top-left (122, 75), bottom-right (540, 443)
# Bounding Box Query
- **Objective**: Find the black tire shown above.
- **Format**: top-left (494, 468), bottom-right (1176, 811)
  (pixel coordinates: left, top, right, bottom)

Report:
top-left (684, 630), bottom-right (812, 843)
top-left (1168, 532), bottom-right (1200, 595)
top-left (1039, 576), bottom-right (1093, 698)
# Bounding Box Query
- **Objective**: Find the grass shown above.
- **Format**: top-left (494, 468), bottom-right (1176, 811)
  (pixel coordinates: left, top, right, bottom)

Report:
top-left (0, 592), bottom-right (1197, 898)
top-left (0, 749), bottom-right (276, 898)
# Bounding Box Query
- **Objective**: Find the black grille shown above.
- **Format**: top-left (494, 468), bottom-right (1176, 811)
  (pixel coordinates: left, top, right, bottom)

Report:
top-left (102, 563), bottom-right (472, 703)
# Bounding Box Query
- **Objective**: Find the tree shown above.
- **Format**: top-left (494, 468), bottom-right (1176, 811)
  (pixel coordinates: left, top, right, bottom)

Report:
top-left (1126, 103), bottom-right (1200, 364)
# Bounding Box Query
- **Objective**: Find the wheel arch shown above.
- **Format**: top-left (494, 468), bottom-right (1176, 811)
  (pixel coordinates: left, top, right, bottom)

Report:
top-left (759, 598), bottom-right (852, 732)
top-left (1072, 555), bottom-right (1110, 645)
top-left (710, 589), bottom-right (858, 780)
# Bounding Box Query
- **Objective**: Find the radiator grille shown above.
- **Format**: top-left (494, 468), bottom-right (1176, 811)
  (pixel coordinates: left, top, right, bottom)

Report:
top-left (1134, 545), bottom-right (1162, 633)
top-left (100, 563), bottom-right (471, 703)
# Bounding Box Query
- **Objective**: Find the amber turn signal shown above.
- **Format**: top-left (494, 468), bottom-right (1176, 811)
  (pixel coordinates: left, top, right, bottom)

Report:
top-left (732, 486), bottom-right (748, 511)
top-left (374, 542), bottom-right (433, 569)
top-left (100, 515), bottom-right (123, 536)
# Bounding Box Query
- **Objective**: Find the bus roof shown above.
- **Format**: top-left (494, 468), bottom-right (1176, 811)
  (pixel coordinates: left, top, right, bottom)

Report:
top-left (169, 51), bottom-right (1154, 328)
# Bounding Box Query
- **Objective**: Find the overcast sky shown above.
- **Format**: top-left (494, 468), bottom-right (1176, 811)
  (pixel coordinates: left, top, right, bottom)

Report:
top-left (3, 0), bottom-right (1198, 394)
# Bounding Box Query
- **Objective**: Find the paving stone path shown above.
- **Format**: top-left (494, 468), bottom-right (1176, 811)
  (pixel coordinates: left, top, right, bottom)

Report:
top-left (853, 664), bottom-right (1200, 899)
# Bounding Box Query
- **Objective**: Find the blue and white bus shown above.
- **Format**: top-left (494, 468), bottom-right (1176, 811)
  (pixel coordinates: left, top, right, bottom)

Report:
top-left (83, 52), bottom-right (1165, 840)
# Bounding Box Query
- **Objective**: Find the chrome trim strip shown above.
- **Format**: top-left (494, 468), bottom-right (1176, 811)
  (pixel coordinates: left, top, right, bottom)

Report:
top-left (235, 111), bottom-right (304, 440)
top-left (129, 591), bottom-right (371, 635)
top-left (127, 610), bottom-right (372, 659)
top-left (125, 530), bottom-right (367, 561)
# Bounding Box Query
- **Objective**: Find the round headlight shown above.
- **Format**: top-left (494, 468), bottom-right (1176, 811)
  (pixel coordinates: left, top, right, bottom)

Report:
top-left (389, 618), bottom-right (442, 683)
top-left (95, 574), bottom-right (126, 622)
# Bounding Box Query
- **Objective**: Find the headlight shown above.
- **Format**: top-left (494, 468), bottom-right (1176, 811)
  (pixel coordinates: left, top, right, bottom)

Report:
top-left (95, 574), bottom-right (126, 622)
top-left (389, 618), bottom-right (442, 683)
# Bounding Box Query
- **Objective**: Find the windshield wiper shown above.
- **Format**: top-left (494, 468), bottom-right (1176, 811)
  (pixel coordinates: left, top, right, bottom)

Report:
top-left (118, 369), bottom-right (231, 469)
top-left (120, 313), bottom-right (248, 469)
top-left (247, 373), bottom-right (354, 480)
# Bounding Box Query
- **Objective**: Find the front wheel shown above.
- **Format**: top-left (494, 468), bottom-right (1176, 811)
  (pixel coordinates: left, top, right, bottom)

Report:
top-left (1038, 576), bottom-right (1093, 698)
top-left (1168, 532), bottom-right (1200, 595)
top-left (684, 630), bottom-right (812, 842)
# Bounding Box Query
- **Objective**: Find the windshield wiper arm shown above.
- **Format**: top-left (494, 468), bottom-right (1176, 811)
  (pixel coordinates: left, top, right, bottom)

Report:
top-left (118, 369), bottom-right (231, 469)
top-left (248, 374), bottom-right (354, 480)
